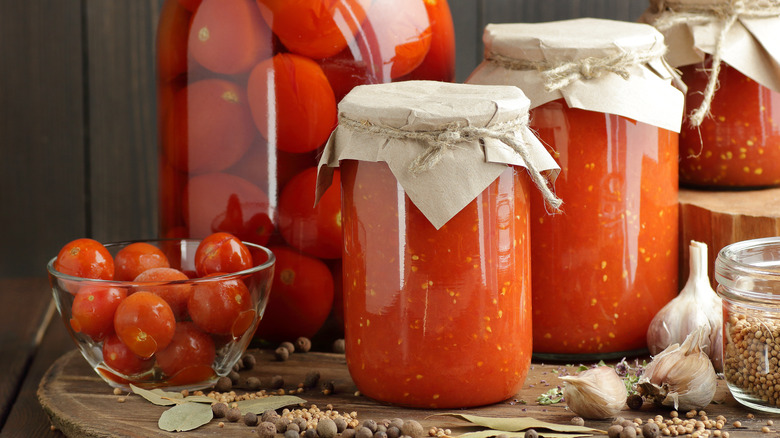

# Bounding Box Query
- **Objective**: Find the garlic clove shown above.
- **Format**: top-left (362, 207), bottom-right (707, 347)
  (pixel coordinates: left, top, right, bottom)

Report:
top-left (646, 240), bottom-right (723, 372)
top-left (560, 366), bottom-right (627, 420)
top-left (638, 325), bottom-right (717, 411)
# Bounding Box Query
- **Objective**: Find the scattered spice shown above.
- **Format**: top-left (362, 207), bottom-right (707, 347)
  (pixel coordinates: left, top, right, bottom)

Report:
top-left (244, 412), bottom-right (259, 427)
top-left (296, 336), bottom-right (313, 353)
top-left (280, 341), bottom-right (296, 354)
top-left (214, 376), bottom-right (232, 392)
top-left (226, 407), bottom-right (242, 422)
top-left (333, 338), bottom-right (346, 354)
top-left (275, 346), bottom-right (290, 361)
top-left (303, 370), bottom-right (321, 389)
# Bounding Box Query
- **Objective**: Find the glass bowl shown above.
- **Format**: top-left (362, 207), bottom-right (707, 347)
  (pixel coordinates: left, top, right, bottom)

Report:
top-left (47, 238), bottom-right (275, 391)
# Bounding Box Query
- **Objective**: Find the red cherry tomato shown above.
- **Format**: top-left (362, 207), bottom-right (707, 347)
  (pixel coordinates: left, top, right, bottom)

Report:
top-left (318, 49), bottom-right (380, 103)
top-left (164, 79), bottom-right (255, 174)
top-left (188, 275), bottom-right (252, 336)
top-left (114, 242), bottom-right (171, 281)
top-left (278, 167), bottom-right (342, 259)
top-left (397, 0), bottom-right (455, 82)
top-left (247, 53), bottom-right (337, 153)
top-left (189, 0), bottom-right (272, 74)
top-left (227, 137), bottom-right (318, 194)
top-left (70, 285), bottom-right (127, 341)
top-left (356, 0), bottom-right (432, 79)
top-left (256, 0), bottom-right (369, 60)
top-left (114, 291), bottom-right (176, 358)
top-left (102, 334), bottom-right (154, 376)
top-left (195, 232), bottom-right (253, 277)
top-left (256, 246), bottom-right (334, 342)
top-left (157, 0), bottom-right (191, 81)
top-left (155, 321), bottom-right (216, 378)
top-left (183, 172), bottom-right (274, 245)
top-left (133, 267), bottom-right (193, 320)
top-left (54, 238), bottom-right (115, 280)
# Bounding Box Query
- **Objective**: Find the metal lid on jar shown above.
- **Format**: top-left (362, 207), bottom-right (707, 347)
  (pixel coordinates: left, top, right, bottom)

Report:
top-left (715, 237), bottom-right (780, 302)
top-left (316, 80), bottom-right (561, 229)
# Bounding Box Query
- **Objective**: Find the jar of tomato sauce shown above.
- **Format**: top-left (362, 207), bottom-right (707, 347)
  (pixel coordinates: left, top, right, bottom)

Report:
top-left (467, 19), bottom-right (685, 359)
top-left (641, 0), bottom-right (780, 188)
top-left (317, 81), bottom-right (560, 407)
top-left (155, 0), bottom-right (455, 343)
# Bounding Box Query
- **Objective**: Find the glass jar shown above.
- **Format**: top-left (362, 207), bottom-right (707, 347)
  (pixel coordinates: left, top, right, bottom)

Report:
top-left (529, 100), bottom-right (679, 359)
top-left (341, 161), bottom-right (532, 408)
top-left (317, 81), bottom-right (560, 408)
top-left (716, 237), bottom-right (780, 413)
top-left (678, 59), bottom-right (780, 187)
top-left (467, 19), bottom-right (684, 359)
top-left (155, 0), bottom-right (455, 344)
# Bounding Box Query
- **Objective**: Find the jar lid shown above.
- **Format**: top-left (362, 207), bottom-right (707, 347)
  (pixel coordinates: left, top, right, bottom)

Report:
top-left (715, 237), bottom-right (780, 303)
top-left (468, 18), bottom-right (685, 132)
top-left (485, 18), bottom-right (662, 63)
top-left (316, 80), bottom-right (561, 229)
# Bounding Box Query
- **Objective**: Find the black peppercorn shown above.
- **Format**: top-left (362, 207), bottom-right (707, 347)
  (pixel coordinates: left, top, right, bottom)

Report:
top-left (317, 418), bottom-right (338, 438)
top-left (525, 429), bottom-right (539, 438)
top-left (334, 417), bottom-right (347, 433)
top-left (342, 429), bottom-right (356, 438)
top-left (261, 409), bottom-right (280, 423)
top-left (626, 394), bottom-right (643, 411)
top-left (242, 353), bottom-right (257, 370)
top-left (226, 407), bottom-right (242, 423)
top-left (275, 346), bottom-right (290, 361)
top-left (285, 430), bottom-right (300, 438)
top-left (280, 341), bottom-right (296, 354)
top-left (211, 402), bottom-right (228, 418)
top-left (295, 336), bottom-right (312, 352)
top-left (401, 420), bottom-right (423, 438)
top-left (303, 370), bottom-right (321, 389)
top-left (214, 376), bottom-right (232, 392)
top-left (362, 420), bottom-right (378, 433)
top-left (246, 376), bottom-right (262, 391)
top-left (245, 412), bottom-right (259, 427)
top-left (356, 427), bottom-right (374, 438)
top-left (258, 422), bottom-right (277, 438)
top-left (270, 374), bottom-right (285, 389)
top-left (386, 426), bottom-right (401, 438)
top-left (304, 427), bottom-right (319, 438)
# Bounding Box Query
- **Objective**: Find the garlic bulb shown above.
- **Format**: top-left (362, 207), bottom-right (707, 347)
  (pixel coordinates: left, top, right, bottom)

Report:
top-left (560, 366), bottom-right (627, 419)
top-left (646, 240), bottom-right (723, 371)
top-left (638, 325), bottom-right (717, 411)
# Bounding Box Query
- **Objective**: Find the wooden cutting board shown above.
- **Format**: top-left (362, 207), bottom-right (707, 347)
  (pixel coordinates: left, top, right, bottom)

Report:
top-left (679, 186), bottom-right (780, 286)
top-left (37, 349), bottom-right (768, 437)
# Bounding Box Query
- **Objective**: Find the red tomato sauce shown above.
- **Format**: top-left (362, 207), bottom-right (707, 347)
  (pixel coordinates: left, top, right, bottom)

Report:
top-left (341, 160), bottom-right (532, 408)
top-left (529, 100), bottom-right (679, 358)
top-left (679, 61), bottom-right (780, 188)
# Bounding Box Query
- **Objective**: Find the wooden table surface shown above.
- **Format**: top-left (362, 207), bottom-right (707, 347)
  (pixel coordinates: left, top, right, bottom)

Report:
top-left (2, 277), bottom-right (778, 437)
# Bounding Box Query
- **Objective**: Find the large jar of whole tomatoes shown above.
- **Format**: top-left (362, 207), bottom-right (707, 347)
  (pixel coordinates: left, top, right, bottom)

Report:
top-left (316, 81), bottom-right (560, 408)
top-left (467, 18), bottom-right (685, 359)
top-left (155, 0), bottom-right (455, 344)
top-left (641, 0), bottom-right (780, 188)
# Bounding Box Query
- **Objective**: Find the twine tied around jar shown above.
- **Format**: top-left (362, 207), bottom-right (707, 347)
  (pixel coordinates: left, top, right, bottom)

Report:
top-left (651, 0), bottom-right (780, 126)
top-left (486, 44), bottom-right (667, 93)
top-left (338, 115), bottom-right (563, 212)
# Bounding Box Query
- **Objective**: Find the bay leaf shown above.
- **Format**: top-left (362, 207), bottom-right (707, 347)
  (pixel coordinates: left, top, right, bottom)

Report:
top-left (130, 384), bottom-right (183, 406)
top-left (434, 414), bottom-right (605, 435)
top-left (158, 402), bottom-right (214, 432)
top-left (184, 395), bottom-right (220, 404)
top-left (458, 430), bottom-right (592, 438)
top-left (235, 395), bottom-right (307, 414)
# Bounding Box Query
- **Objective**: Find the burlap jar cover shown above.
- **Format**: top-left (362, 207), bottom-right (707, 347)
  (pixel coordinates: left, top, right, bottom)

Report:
top-left (466, 17), bottom-right (685, 132)
top-left (315, 80), bottom-right (561, 229)
top-left (641, 0), bottom-right (780, 126)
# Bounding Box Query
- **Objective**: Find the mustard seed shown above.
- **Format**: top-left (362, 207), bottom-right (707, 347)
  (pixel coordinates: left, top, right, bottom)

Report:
top-left (112, 387), bottom-right (123, 395)
top-left (732, 421), bottom-right (742, 428)
top-left (296, 336), bottom-right (312, 353)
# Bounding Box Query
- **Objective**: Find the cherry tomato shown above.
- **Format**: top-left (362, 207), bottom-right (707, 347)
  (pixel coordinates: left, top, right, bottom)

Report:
top-left (157, 0), bottom-right (191, 81)
top-left (188, 275), bottom-right (252, 336)
top-left (256, 246), bottom-right (333, 342)
top-left (357, 0), bottom-right (432, 79)
top-left (189, 0), bottom-right (272, 74)
top-left (183, 172), bottom-right (274, 245)
top-left (114, 291), bottom-right (176, 358)
top-left (247, 53), bottom-right (337, 153)
top-left (195, 232), bottom-right (253, 277)
top-left (164, 79), bottom-right (255, 174)
top-left (396, 0), bottom-right (455, 82)
top-left (102, 334), bottom-right (154, 376)
top-left (155, 322), bottom-right (216, 378)
top-left (318, 49), bottom-right (380, 103)
top-left (134, 267), bottom-right (192, 320)
top-left (256, 0), bottom-right (369, 59)
top-left (227, 137), bottom-right (318, 194)
top-left (278, 167), bottom-right (342, 259)
top-left (70, 285), bottom-right (127, 341)
top-left (54, 238), bottom-right (114, 280)
top-left (114, 242), bottom-right (171, 281)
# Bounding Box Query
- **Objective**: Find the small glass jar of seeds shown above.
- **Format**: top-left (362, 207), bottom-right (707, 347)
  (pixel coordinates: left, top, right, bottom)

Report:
top-left (716, 237), bottom-right (780, 413)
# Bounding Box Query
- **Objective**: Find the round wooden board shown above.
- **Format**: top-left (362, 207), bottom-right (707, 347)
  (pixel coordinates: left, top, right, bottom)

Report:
top-left (679, 186), bottom-right (780, 287)
top-left (37, 348), bottom-right (767, 437)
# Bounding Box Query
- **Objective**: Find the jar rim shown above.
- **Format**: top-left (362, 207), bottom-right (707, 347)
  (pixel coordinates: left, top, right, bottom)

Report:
top-left (715, 237), bottom-right (780, 303)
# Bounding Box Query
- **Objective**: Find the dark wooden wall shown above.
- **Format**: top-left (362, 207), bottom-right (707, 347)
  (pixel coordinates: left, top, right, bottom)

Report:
top-left (0, 0), bottom-right (648, 278)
